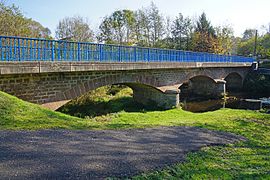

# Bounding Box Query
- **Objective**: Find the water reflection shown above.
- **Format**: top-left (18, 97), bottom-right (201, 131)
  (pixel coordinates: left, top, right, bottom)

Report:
top-left (182, 97), bottom-right (241, 113)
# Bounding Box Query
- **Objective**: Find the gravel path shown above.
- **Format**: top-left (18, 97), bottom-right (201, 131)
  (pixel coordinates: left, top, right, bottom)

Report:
top-left (0, 126), bottom-right (245, 179)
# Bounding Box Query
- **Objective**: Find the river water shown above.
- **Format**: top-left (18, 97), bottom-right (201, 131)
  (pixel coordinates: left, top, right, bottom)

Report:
top-left (181, 94), bottom-right (270, 113)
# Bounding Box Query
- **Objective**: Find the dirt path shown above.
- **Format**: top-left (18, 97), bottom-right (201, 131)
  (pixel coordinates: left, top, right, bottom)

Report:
top-left (0, 126), bottom-right (244, 179)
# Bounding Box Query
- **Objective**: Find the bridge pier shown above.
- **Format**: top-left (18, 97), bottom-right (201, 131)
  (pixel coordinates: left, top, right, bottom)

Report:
top-left (129, 84), bottom-right (180, 109)
top-left (215, 79), bottom-right (226, 97)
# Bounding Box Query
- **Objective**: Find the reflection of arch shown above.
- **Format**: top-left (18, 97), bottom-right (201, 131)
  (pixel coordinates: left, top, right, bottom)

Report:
top-left (224, 72), bottom-right (243, 92)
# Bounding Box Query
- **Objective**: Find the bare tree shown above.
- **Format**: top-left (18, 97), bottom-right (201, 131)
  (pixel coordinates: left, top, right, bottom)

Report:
top-left (55, 16), bottom-right (94, 42)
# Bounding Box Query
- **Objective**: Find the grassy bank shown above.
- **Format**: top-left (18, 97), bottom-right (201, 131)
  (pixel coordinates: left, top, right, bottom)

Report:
top-left (0, 91), bottom-right (270, 178)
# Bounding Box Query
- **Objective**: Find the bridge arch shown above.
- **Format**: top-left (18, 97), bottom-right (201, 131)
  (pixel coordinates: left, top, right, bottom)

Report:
top-left (179, 75), bottom-right (224, 99)
top-left (224, 72), bottom-right (243, 92)
top-left (42, 74), bottom-right (178, 110)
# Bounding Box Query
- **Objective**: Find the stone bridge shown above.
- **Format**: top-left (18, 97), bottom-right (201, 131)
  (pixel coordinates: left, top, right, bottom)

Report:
top-left (0, 61), bottom-right (253, 110)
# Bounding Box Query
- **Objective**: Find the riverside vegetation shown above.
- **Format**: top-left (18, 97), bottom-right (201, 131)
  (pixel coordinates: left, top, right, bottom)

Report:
top-left (0, 85), bottom-right (270, 179)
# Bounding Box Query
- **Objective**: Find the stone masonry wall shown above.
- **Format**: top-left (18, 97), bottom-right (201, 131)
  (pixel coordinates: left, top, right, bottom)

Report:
top-left (0, 67), bottom-right (251, 109)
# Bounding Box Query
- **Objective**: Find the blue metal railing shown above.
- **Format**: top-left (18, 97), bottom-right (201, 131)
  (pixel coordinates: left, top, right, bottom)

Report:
top-left (0, 35), bottom-right (255, 63)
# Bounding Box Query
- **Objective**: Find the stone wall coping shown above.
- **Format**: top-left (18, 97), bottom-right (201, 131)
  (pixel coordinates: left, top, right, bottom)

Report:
top-left (0, 61), bottom-right (253, 75)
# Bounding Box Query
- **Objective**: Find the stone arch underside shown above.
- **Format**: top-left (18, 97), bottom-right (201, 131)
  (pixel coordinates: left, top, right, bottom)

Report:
top-left (179, 75), bottom-right (226, 99)
top-left (224, 72), bottom-right (244, 92)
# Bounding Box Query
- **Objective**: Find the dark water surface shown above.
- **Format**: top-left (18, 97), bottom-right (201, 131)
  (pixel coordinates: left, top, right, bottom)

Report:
top-left (182, 97), bottom-right (241, 112)
top-left (182, 94), bottom-right (270, 113)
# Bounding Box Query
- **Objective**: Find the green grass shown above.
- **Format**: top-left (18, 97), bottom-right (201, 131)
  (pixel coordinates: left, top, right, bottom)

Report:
top-left (0, 90), bottom-right (270, 179)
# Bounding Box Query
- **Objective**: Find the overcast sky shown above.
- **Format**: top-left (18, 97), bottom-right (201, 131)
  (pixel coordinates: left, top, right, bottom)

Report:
top-left (6, 0), bottom-right (270, 37)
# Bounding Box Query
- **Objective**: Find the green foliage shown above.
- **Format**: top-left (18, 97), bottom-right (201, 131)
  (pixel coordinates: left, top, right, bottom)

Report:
top-left (171, 13), bottom-right (193, 50)
top-left (55, 16), bottom-right (94, 42)
top-left (192, 13), bottom-right (218, 53)
top-left (237, 37), bottom-right (255, 57)
top-left (244, 72), bottom-right (270, 96)
top-left (242, 29), bottom-right (256, 41)
top-left (192, 32), bottom-right (219, 53)
top-left (215, 25), bottom-right (234, 54)
top-left (195, 12), bottom-right (215, 37)
top-left (0, 2), bottom-right (51, 38)
top-left (238, 31), bottom-right (270, 59)
top-left (98, 2), bottom-right (164, 47)
top-left (98, 10), bottom-right (136, 45)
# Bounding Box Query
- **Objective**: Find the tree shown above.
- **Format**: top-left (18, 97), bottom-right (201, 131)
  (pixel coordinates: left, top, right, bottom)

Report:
top-left (237, 29), bottom-right (259, 57)
top-left (98, 16), bottom-right (114, 44)
top-left (171, 13), bottom-right (193, 50)
top-left (195, 12), bottom-right (215, 37)
top-left (55, 16), bottom-right (94, 42)
top-left (0, 2), bottom-right (51, 38)
top-left (134, 8), bottom-right (151, 46)
top-left (133, 2), bottom-right (164, 47)
top-left (257, 33), bottom-right (270, 58)
top-left (192, 13), bottom-right (216, 53)
top-left (192, 32), bottom-right (216, 53)
top-left (98, 10), bottom-right (135, 45)
top-left (148, 2), bottom-right (164, 47)
top-left (161, 16), bottom-right (174, 49)
top-left (242, 29), bottom-right (256, 41)
top-left (238, 33), bottom-right (270, 59)
top-left (237, 38), bottom-right (255, 57)
top-left (215, 25), bottom-right (234, 54)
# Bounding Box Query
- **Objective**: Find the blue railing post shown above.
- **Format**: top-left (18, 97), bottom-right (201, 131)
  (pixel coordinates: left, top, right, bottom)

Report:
top-left (51, 41), bottom-right (55, 61)
top-left (0, 37), bottom-right (2, 61)
top-left (134, 47), bottom-right (137, 62)
top-left (37, 40), bottom-right (40, 61)
top-left (77, 43), bottom-right (80, 61)
top-left (17, 38), bottom-right (20, 61)
top-left (99, 44), bottom-right (102, 62)
top-left (63, 42), bottom-right (67, 61)
top-left (118, 46), bottom-right (121, 62)
top-left (30, 40), bottom-right (33, 61)
top-left (7, 38), bottom-right (11, 61)
top-left (147, 48), bottom-right (150, 62)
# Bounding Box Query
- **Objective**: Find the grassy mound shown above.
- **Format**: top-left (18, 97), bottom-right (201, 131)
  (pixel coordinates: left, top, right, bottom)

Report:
top-left (0, 91), bottom-right (94, 130)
